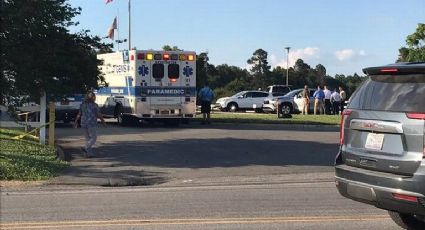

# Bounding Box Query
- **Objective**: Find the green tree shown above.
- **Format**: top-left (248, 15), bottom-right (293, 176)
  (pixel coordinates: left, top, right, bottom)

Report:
top-left (333, 73), bottom-right (366, 97)
top-left (1, 0), bottom-right (111, 103)
top-left (315, 64), bottom-right (326, 86)
top-left (247, 49), bottom-right (271, 89)
top-left (196, 52), bottom-right (209, 89)
top-left (293, 59), bottom-right (311, 87)
top-left (162, 45), bottom-right (183, 51)
top-left (210, 64), bottom-right (249, 89)
top-left (398, 23), bottom-right (425, 62)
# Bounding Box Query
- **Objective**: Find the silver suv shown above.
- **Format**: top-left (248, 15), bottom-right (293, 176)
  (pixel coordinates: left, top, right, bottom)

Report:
top-left (262, 88), bottom-right (315, 115)
top-left (335, 62), bottom-right (425, 229)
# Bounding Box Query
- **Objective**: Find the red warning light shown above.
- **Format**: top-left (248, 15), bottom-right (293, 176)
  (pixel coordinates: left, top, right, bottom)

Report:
top-left (163, 53), bottom-right (170, 60)
top-left (380, 68), bottom-right (398, 73)
top-left (137, 53), bottom-right (145, 60)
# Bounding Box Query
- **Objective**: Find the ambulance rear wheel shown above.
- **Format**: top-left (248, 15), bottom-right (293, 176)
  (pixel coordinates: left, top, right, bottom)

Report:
top-left (118, 114), bottom-right (133, 126)
top-left (115, 105), bottom-right (129, 126)
top-left (117, 113), bottom-right (125, 126)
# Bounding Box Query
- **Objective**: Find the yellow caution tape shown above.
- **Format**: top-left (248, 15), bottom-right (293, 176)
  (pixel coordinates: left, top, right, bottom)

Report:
top-left (11, 120), bottom-right (55, 140)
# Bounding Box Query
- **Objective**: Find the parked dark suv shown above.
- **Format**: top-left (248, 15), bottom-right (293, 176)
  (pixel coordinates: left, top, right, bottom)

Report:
top-left (335, 62), bottom-right (425, 229)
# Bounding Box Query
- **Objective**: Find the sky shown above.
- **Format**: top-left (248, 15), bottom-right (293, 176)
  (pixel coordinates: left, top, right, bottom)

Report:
top-left (69, 0), bottom-right (425, 76)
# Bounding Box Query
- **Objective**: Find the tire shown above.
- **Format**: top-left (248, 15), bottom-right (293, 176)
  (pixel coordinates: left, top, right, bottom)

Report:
top-left (388, 211), bottom-right (425, 230)
top-left (227, 103), bottom-right (238, 112)
top-left (280, 103), bottom-right (293, 115)
top-left (115, 105), bottom-right (124, 125)
top-left (115, 105), bottom-right (132, 126)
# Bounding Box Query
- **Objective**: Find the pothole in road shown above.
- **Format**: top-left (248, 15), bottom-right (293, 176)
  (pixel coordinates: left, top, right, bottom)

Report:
top-left (101, 176), bottom-right (168, 187)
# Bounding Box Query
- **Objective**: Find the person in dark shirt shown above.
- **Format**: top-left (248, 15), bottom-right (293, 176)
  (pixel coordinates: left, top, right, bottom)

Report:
top-left (198, 83), bottom-right (214, 124)
top-left (301, 85), bottom-right (310, 115)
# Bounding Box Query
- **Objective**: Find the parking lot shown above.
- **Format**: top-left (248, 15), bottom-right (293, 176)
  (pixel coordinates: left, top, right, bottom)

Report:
top-left (51, 123), bottom-right (339, 187)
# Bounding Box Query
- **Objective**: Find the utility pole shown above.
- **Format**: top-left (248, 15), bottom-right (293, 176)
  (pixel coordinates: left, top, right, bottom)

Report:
top-left (128, 0), bottom-right (131, 50)
top-left (284, 47), bottom-right (291, 86)
top-left (204, 50), bottom-right (209, 85)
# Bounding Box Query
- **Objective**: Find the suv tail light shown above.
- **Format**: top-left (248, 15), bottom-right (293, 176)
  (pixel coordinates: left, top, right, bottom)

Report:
top-left (406, 113), bottom-right (425, 158)
top-left (392, 193), bottom-right (418, 203)
top-left (406, 112), bottom-right (425, 120)
top-left (380, 68), bottom-right (398, 73)
top-left (340, 109), bottom-right (353, 145)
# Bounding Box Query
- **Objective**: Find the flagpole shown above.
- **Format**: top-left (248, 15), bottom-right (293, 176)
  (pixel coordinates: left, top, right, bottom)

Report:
top-left (117, 8), bottom-right (120, 51)
top-left (128, 0), bottom-right (131, 50)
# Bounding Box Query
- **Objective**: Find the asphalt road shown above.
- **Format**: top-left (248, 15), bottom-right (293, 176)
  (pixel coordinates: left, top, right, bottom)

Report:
top-left (1, 123), bottom-right (403, 229)
top-left (1, 182), bottom-right (399, 230)
top-left (50, 123), bottom-right (340, 187)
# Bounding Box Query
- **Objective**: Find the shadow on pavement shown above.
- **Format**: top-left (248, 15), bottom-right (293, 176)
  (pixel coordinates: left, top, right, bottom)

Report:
top-left (93, 138), bottom-right (338, 168)
top-left (54, 137), bottom-right (338, 187)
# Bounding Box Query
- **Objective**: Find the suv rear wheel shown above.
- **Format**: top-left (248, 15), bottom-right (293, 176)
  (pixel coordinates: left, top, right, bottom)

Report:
top-left (388, 211), bottom-right (425, 230)
top-left (280, 103), bottom-right (292, 115)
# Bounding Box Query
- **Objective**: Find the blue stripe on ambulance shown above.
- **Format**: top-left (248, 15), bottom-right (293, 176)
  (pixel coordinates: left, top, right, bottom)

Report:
top-left (95, 86), bottom-right (196, 97)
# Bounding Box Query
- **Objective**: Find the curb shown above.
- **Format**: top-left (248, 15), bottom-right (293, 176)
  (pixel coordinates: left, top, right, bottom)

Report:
top-left (185, 122), bottom-right (339, 131)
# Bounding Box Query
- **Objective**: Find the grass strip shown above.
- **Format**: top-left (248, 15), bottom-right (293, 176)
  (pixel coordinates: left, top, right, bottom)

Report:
top-left (0, 129), bottom-right (68, 181)
top-left (201, 113), bottom-right (341, 126)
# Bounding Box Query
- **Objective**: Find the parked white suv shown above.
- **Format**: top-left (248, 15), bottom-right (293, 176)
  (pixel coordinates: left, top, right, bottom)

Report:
top-left (215, 91), bottom-right (270, 112)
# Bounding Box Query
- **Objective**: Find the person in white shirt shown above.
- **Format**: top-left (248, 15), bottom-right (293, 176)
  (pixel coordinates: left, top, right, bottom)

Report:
top-left (339, 86), bottom-right (347, 113)
top-left (331, 89), bottom-right (342, 115)
top-left (323, 85), bottom-right (332, 115)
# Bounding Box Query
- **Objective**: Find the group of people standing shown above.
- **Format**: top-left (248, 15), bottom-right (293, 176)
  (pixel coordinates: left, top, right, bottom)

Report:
top-left (301, 85), bottom-right (347, 115)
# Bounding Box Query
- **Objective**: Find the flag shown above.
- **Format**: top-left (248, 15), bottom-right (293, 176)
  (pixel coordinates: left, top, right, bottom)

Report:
top-left (105, 0), bottom-right (113, 4)
top-left (107, 17), bottom-right (117, 40)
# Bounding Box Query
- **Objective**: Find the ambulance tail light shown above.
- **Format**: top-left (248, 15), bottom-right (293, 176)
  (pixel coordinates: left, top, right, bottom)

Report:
top-left (179, 54), bottom-right (187, 61)
top-left (170, 78), bottom-right (177, 83)
top-left (163, 53), bottom-right (170, 60)
top-left (171, 54), bottom-right (179, 60)
top-left (154, 54), bottom-right (162, 60)
top-left (137, 53), bottom-right (145, 60)
top-left (146, 53), bottom-right (153, 60)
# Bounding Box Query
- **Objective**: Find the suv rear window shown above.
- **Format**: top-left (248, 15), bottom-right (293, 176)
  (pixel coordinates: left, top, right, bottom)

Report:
top-left (271, 86), bottom-right (291, 96)
top-left (348, 74), bottom-right (425, 112)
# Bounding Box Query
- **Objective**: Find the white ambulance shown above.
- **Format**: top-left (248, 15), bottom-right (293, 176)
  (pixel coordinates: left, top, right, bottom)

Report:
top-left (96, 50), bottom-right (197, 125)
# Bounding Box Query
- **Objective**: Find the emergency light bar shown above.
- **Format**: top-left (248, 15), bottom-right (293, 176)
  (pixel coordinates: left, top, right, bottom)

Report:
top-left (136, 53), bottom-right (195, 61)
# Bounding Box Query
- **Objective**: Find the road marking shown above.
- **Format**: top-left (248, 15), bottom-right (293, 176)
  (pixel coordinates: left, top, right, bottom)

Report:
top-left (1, 215), bottom-right (390, 229)
top-left (2, 181), bottom-right (335, 196)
